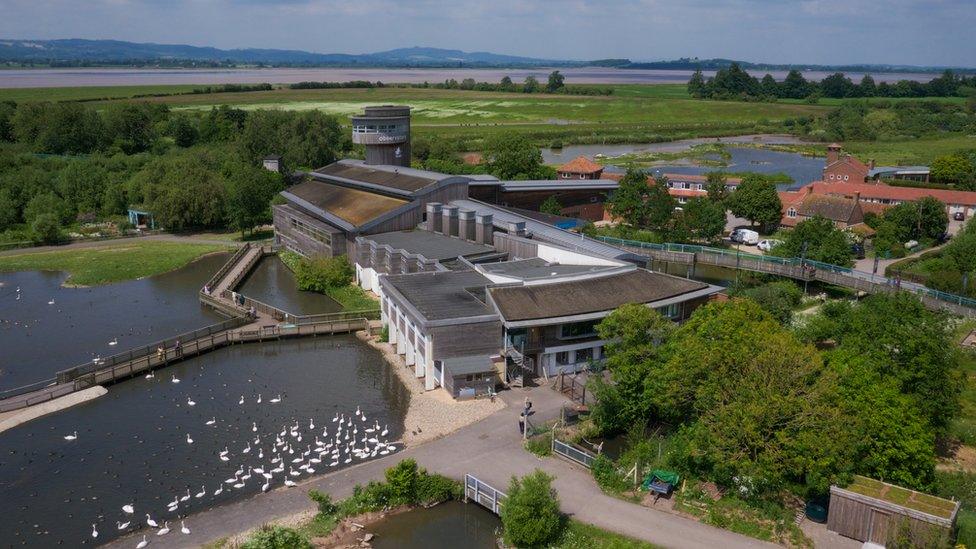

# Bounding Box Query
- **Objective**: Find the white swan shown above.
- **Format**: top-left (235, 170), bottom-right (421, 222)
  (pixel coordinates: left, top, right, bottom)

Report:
top-left (206, 417), bottom-right (216, 426)
top-left (117, 520), bottom-right (130, 530)
top-left (195, 485), bottom-right (206, 498)
top-left (270, 394), bottom-right (281, 403)
top-left (261, 480), bottom-right (270, 492)
top-left (136, 534), bottom-right (149, 548)
top-left (91, 524), bottom-right (98, 539)
top-left (214, 485), bottom-right (224, 496)
top-left (238, 395), bottom-right (244, 405)
top-left (308, 418), bottom-right (314, 430)
top-left (63, 431), bottom-right (77, 441)
top-left (171, 375), bottom-right (180, 384)
top-left (180, 488), bottom-right (190, 502)
top-left (251, 421), bottom-right (257, 433)
top-left (156, 521), bottom-right (170, 536)
top-left (122, 503), bottom-right (134, 514)
top-left (187, 397), bottom-right (196, 406)
top-left (145, 371), bottom-right (154, 379)
top-left (146, 514), bottom-right (158, 528)
top-left (47, 299), bottom-right (55, 305)
top-left (180, 520), bottom-right (190, 535)
top-left (109, 337), bottom-right (118, 346)
top-left (256, 394), bottom-right (262, 404)
top-left (284, 479), bottom-right (296, 487)
top-left (186, 433), bottom-right (193, 444)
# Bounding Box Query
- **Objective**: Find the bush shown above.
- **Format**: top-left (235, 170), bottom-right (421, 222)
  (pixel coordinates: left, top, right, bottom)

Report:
top-left (501, 470), bottom-right (563, 547)
top-left (308, 489), bottom-right (337, 516)
top-left (415, 473), bottom-right (462, 505)
top-left (294, 255), bottom-right (354, 293)
top-left (31, 212), bottom-right (62, 244)
top-left (730, 280), bottom-right (803, 324)
top-left (525, 433), bottom-right (553, 457)
top-left (592, 454), bottom-right (631, 494)
top-left (380, 324), bottom-right (390, 343)
top-left (385, 458), bottom-right (420, 505)
top-left (241, 525), bottom-right (312, 549)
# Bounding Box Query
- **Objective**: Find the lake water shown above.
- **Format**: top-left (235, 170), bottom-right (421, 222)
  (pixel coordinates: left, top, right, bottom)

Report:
top-left (0, 257), bottom-right (410, 547)
top-left (370, 501), bottom-right (501, 549)
top-left (0, 253), bottom-right (228, 391)
top-left (544, 137), bottom-right (824, 188)
top-left (0, 67), bottom-right (946, 89)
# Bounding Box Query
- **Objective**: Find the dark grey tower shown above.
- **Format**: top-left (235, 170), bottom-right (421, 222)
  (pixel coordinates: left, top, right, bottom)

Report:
top-left (351, 105), bottom-right (411, 167)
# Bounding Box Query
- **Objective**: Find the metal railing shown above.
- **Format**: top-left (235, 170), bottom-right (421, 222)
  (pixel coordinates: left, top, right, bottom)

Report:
top-left (595, 235), bottom-right (976, 311)
top-left (552, 439), bottom-right (597, 469)
top-left (464, 474), bottom-right (507, 515)
top-left (204, 242), bottom-right (252, 291)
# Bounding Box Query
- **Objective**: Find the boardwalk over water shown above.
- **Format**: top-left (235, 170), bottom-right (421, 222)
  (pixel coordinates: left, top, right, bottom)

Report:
top-left (0, 243), bottom-right (379, 413)
top-left (595, 236), bottom-right (976, 318)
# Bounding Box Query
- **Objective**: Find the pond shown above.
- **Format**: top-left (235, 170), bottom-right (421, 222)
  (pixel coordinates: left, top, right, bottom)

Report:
top-left (370, 501), bottom-right (501, 549)
top-left (0, 254), bottom-right (411, 547)
top-left (0, 253), bottom-right (228, 391)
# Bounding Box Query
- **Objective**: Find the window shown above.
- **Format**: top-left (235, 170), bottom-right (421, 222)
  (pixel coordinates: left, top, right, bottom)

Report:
top-left (288, 216), bottom-right (332, 246)
top-left (844, 175), bottom-right (849, 181)
top-left (829, 174), bottom-right (835, 180)
top-left (580, 174), bottom-right (585, 179)
top-left (589, 196), bottom-right (598, 203)
top-left (559, 319), bottom-right (599, 339)
top-left (556, 351), bottom-right (569, 365)
top-left (787, 207), bottom-right (797, 218)
top-left (656, 303), bottom-right (680, 319)
top-left (576, 347), bottom-right (594, 363)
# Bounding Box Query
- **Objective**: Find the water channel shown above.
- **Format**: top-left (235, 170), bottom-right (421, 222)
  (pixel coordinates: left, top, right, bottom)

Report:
top-left (370, 501), bottom-right (501, 549)
top-left (0, 256), bottom-right (409, 547)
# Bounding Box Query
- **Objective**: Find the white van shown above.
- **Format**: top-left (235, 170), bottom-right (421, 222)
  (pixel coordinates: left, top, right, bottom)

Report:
top-left (731, 229), bottom-right (760, 246)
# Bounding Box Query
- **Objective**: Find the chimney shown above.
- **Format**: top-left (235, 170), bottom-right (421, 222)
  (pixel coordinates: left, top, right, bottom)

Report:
top-left (426, 202), bottom-right (442, 233)
top-left (507, 221), bottom-right (526, 238)
top-left (475, 213), bottom-right (494, 245)
top-left (826, 143), bottom-right (841, 164)
top-left (442, 205), bottom-right (459, 237)
top-left (458, 209), bottom-right (476, 241)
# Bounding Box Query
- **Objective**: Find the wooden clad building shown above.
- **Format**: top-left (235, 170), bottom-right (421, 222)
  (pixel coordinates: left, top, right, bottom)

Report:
top-left (827, 476), bottom-right (959, 546)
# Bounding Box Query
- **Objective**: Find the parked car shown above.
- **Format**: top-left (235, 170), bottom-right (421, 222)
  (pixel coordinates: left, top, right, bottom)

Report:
top-left (905, 240), bottom-right (919, 250)
top-left (955, 211), bottom-right (966, 221)
top-left (730, 229), bottom-right (760, 245)
top-left (757, 239), bottom-right (783, 252)
top-left (851, 242), bottom-right (865, 259)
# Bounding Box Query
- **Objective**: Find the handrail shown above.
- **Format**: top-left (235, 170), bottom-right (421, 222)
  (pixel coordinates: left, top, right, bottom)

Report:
top-left (594, 235), bottom-right (976, 310)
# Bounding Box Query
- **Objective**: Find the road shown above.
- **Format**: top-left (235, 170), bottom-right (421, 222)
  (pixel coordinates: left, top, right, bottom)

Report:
top-left (105, 385), bottom-right (774, 549)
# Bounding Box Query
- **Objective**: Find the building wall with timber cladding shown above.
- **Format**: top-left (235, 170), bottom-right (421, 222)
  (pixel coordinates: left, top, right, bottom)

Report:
top-left (429, 320), bottom-right (501, 360)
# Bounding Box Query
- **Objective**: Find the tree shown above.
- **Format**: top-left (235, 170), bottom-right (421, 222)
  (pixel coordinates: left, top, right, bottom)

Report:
top-left (294, 255), bottom-right (355, 292)
top-left (592, 304), bottom-right (675, 432)
top-left (705, 172), bottom-right (729, 203)
top-left (0, 189), bottom-right (17, 230)
top-left (730, 280), bottom-right (803, 324)
top-left (687, 69), bottom-right (706, 98)
top-left (238, 110), bottom-right (344, 171)
top-left (225, 163), bottom-right (283, 237)
top-left (727, 174), bottom-right (782, 230)
top-left (605, 167), bottom-right (651, 228)
top-left (23, 192), bottom-right (72, 225)
top-left (523, 75), bottom-right (540, 93)
top-left (31, 212), bottom-right (62, 244)
top-left (55, 160), bottom-right (109, 215)
top-left (760, 74), bottom-right (779, 97)
top-left (167, 114), bottom-right (198, 148)
top-left (859, 75), bottom-right (877, 97)
top-left (820, 72), bottom-right (855, 98)
top-left (104, 103), bottom-right (158, 154)
top-left (930, 154), bottom-right (975, 186)
top-left (384, 458), bottom-right (420, 505)
top-left (781, 70), bottom-right (811, 99)
top-left (12, 102), bottom-right (106, 154)
top-left (776, 215), bottom-right (854, 266)
top-left (645, 176), bottom-right (676, 233)
top-left (500, 470), bottom-right (562, 547)
top-left (135, 152), bottom-right (228, 230)
top-left (539, 195), bottom-right (562, 215)
top-left (883, 197), bottom-right (949, 242)
top-left (0, 101), bottom-right (15, 142)
top-left (661, 300), bottom-right (845, 494)
top-left (546, 70), bottom-right (565, 93)
top-left (482, 133), bottom-right (553, 180)
top-left (499, 75), bottom-right (514, 91)
top-left (679, 197), bottom-right (726, 242)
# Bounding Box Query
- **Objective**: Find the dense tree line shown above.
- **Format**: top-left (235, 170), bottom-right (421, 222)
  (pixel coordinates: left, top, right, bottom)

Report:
top-left (289, 73), bottom-right (614, 96)
top-left (688, 64), bottom-right (974, 101)
top-left (784, 100), bottom-right (976, 143)
top-left (592, 293), bottom-right (960, 497)
top-left (0, 100), bottom-right (349, 241)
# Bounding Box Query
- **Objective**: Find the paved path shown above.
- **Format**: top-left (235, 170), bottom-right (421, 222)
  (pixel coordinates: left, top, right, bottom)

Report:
top-left (105, 386), bottom-right (773, 549)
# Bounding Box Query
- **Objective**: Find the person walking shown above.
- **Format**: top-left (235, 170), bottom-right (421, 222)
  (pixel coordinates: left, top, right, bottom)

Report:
top-left (174, 339), bottom-right (182, 358)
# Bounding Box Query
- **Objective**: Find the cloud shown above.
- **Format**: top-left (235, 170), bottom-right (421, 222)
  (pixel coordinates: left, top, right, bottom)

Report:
top-left (1, 0), bottom-right (974, 66)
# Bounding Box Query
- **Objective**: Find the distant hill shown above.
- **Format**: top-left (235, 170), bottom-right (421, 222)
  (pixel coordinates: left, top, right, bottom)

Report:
top-left (624, 57), bottom-right (975, 74)
top-left (0, 39), bottom-right (578, 68)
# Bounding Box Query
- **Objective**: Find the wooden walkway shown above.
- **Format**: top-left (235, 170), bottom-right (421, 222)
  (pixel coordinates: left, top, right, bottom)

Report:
top-left (0, 244), bottom-right (379, 413)
top-left (598, 237), bottom-right (976, 318)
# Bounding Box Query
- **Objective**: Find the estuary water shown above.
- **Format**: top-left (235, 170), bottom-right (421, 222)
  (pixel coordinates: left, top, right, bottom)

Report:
top-left (0, 256), bottom-right (410, 547)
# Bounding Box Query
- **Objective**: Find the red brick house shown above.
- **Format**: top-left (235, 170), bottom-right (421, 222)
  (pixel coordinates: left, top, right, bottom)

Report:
top-left (779, 187), bottom-right (865, 229)
top-left (822, 143), bottom-right (873, 184)
top-left (799, 180), bottom-right (976, 220)
top-left (557, 156), bottom-right (604, 180)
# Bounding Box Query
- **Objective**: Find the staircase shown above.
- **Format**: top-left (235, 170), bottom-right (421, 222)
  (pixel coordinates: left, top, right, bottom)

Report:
top-left (505, 346), bottom-right (534, 388)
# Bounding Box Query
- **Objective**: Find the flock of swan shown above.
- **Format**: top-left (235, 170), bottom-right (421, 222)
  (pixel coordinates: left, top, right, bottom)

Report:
top-left (67, 387), bottom-right (399, 547)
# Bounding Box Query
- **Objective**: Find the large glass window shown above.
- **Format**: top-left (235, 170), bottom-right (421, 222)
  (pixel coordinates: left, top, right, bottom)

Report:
top-left (289, 216), bottom-right (332, 246)
top-left (657, 303), bottom-right (680, 319)
top-left (559, 319), bottom-right (599, 339)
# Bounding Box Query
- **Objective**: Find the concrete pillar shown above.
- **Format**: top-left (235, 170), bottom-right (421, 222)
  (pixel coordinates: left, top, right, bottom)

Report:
top-left (442, 206), bottom-right (459, 238)
top-left (475, 213), bottom-right (494, 245)
top-left (507, 221), bottom-right (526, 237)
top-left (427, 203), bottom-right (443, 233)
top-left (404, 327), bottom-right (416, 366)
top-left (425, 364), bottom-right (437, 390)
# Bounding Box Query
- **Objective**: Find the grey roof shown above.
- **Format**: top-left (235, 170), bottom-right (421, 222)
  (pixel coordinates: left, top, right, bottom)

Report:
top-left (382, 270), bottom-right (494, 322)
top-left (282, 180), bottom-right (409, 230)
top-left (869, 166), bottom-right (931, 177)
top-left (797, 194), bottom-right (859, 223)
top-left (310, 160), bottom-right (472, 198)
top-left (449, 198), bottom-right (640, 262)
top-left (442, 355), bottom-right (496, 376)
top-left (363, 230), bottom-right (494, 261)
top-left (468, 179), bottom-right (619, 191)
top-left (480, 258), bottom-right (626, 281)
top-left (488, 269), bottom-right (710, 322)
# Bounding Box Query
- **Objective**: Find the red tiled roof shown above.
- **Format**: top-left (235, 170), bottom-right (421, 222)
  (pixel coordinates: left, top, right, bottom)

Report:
top-left (805, 181), bottom-right (976, 206)
top-left (557, 156), bottom-right (603, 174)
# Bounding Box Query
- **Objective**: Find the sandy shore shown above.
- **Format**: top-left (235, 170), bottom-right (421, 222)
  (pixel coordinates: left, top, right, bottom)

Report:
top-left (356, 331), bottom-right (505, 447)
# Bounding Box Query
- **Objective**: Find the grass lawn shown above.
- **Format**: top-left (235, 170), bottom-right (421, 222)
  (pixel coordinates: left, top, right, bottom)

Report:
top-left (0, 240), bottom-right (231, 286)
top-left (555, 520), bottom-right (661, 549)
top-left (325, 284), bottom-right (378, 312)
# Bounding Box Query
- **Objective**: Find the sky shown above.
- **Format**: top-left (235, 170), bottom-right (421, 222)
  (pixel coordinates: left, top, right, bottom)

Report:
top-left (2, 0), bottom-right (975, 67)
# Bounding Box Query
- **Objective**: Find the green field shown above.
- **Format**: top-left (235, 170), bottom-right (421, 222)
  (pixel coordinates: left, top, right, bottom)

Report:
top-left (0, 240), bottom-right (232, 286)
top-left (0, 84), bottom-right (204, 103)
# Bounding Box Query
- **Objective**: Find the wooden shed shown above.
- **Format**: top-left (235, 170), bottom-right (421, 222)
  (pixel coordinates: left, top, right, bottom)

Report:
top-left (827, 476), bottom-right (959, 546)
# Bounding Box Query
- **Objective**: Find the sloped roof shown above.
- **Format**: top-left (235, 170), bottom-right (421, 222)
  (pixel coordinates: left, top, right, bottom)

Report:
top-left (558, 156), bottom-right (603, 174)
top-left (313, 162), bottom-right (438, 194)
top-left (488, 269), bottom-right (710, 322)
top-left (283, 180), bottom-right (408, 229)
top-left (382, 270), bottom-right (494, 322)
top-left (806, 181), bottom-right (976, 206)
top-left (797, 194), bottom-right (860, 223)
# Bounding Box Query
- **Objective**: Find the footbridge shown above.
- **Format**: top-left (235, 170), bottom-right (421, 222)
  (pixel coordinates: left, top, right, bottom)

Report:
top-left (0, 243), bottom-right (379, 413)
top-left (594, 236), bottom-right (976, 318)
